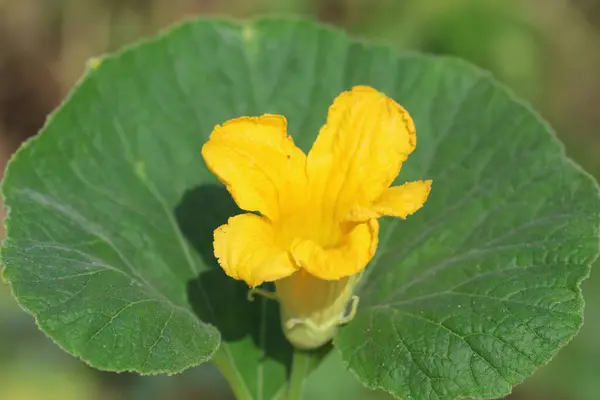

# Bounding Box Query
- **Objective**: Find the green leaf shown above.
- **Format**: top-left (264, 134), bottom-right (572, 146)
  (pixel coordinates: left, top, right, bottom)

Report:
top-left (2, 19), bottom-right (297, 400)
top-left (334, 56), bottom-right (600, 399)
top-left (1, 17), bottom-right (598, 400)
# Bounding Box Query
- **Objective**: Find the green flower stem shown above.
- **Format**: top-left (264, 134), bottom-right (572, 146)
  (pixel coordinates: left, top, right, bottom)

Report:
top-left (212, 349), bottom-right (253, 400)
top-left (287, 349), bottom-right (311, 400)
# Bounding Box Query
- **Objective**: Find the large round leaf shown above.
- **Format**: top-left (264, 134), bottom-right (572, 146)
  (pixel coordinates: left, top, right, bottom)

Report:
top-left (2, 18), bottom-right (598, 400)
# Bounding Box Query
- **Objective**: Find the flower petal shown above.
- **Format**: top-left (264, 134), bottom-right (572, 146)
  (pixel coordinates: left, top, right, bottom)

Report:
top-left (306, 86), bottom-right (416, 221)
top-left (290, 219), bottom-right (379, 280)
top-left (202, 115), bottom-right (306, 220)
top-left (347, 180), bottom-right (432, 221)
top-left (213, 213), bottom-right (298, 287)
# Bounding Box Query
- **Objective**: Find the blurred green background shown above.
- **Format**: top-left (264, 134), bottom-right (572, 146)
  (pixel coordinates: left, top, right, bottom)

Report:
top-left (1, 0), bottom-right (599, 399)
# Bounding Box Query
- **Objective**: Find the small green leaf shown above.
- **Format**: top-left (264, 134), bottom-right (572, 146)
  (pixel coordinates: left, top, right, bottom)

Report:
top-left (1, 18), bottom-right (598, 400)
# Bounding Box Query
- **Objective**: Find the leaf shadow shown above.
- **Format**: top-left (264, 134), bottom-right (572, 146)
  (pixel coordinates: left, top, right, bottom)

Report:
top-left (175, 184), bottom-right (293, 374)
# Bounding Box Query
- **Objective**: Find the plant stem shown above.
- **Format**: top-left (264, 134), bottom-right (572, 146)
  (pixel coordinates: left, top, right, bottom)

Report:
top-left (212, 348), bottom-right (253, 400)
top-left (287, 349), bottom-right (311, 400)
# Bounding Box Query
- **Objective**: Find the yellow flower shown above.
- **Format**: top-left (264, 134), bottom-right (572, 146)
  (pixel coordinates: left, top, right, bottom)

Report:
top-left (202, 86), bottom-right (432, 349)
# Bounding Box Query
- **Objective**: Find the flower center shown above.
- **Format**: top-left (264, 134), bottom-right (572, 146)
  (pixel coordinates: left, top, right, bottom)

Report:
top-left (273, 204), bottom-right (344, 252)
